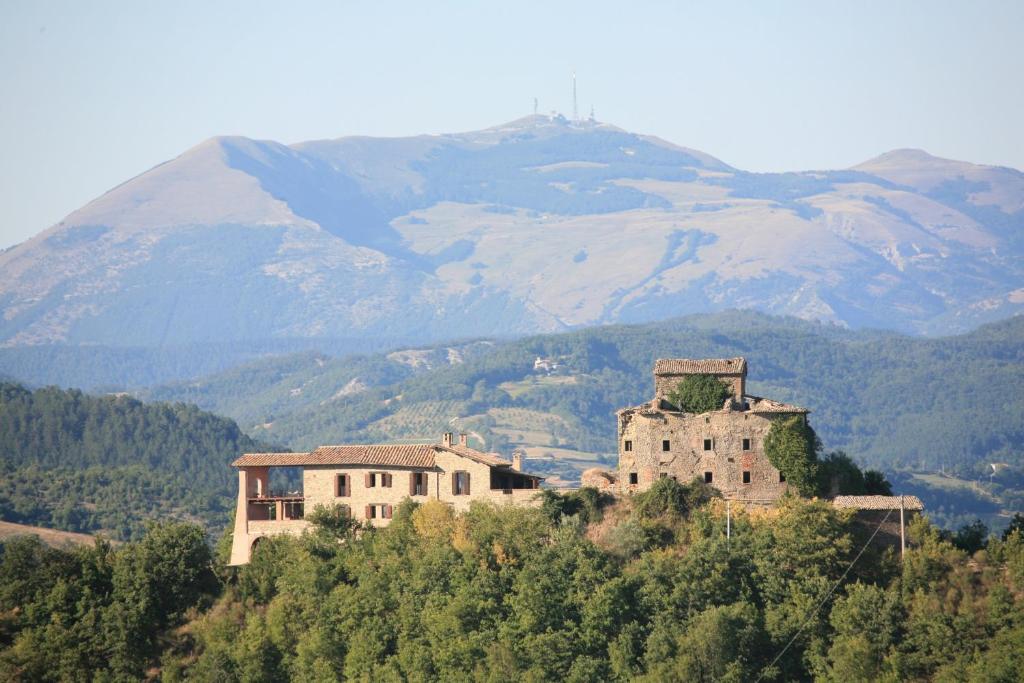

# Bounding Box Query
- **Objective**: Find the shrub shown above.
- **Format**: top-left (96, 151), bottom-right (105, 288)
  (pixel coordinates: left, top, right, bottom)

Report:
top-left (764, 415), bottom-right (821, 496)
top-left (666, 374), bottom-right (732, 413)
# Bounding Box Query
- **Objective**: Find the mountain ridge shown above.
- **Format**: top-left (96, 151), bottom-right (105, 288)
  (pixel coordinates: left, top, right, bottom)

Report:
top-left (2, 116), bottom-right (1022, 348)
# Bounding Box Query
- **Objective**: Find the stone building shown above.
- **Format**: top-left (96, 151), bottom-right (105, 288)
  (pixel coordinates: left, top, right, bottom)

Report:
top-left (228, 432), bottom-right (542, 565)
top-left (615, 357), bottom-right (809, 503)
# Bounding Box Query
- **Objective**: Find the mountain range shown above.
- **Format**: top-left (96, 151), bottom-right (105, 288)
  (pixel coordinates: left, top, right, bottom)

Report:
top-left (2, 115), bottom-right (1023, 355)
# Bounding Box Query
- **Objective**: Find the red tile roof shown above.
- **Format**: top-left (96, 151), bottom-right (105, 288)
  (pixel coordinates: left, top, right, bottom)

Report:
top-left (438, 444), bottom-right (510, 467)
top-left (232, 444), bottom-right (435, 468)
top-left (654, 358), bottom-right (747, 375)
top-left (232, 442), bottom-right (543, 480)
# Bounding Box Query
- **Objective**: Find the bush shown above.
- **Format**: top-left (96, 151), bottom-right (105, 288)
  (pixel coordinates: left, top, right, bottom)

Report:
top-left (764, 415), bottom-right (821, 497)
top-left (666, 374), bottom-right (733, 413)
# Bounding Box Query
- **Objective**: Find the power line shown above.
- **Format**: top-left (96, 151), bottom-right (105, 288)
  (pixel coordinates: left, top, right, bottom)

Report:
top-left (755, 508), bottom-right (895, 682)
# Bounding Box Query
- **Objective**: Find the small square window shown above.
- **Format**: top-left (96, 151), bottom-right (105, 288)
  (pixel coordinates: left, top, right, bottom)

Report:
top-left (705, 417), bottom-right (710, 424)
top-left (742, 471), bottom-right (751, 484)
top-left (704, 471), bottom-right (713, 484)
top-left (662, 440), bottom-right (671, 451)
top-left (660, 472), bottom-right (667, 478)
top-left (629, 472), bottom-right (638, 485)
top-left (779, 472), bottom-right (786, 483)
top-left (624, 439), bottom-right (632, 452)
top-left (742, 438), bottom-right (751, 451)
top-left (703, 438), bottom-right (713, 451)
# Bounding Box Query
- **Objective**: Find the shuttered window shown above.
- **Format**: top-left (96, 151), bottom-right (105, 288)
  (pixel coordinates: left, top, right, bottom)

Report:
top-left (365, 504), bottom-right (375, 519)
top-left (452, 471), bottom-right (471, 495)
top-left (365, 472), bottom-right (376, 488)
top-left (410, 472), bottom-right (428, 496)
top-left (336, 474), bottom-right (350, 497)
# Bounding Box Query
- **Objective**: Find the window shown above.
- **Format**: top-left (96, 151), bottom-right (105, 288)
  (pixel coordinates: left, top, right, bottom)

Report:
top-left (660, 472), bottom-right (667, 478)
top-left (742, 438), bottom-right (751, 451)
top-left (662, 440), bottom-right (671, 451)
top-left (629, 472), bottom-right (638, 485)
top-left (704, 471), bottom-right (713, 483)
top-left (452, 471), bottom-right (471, 495)
top-left (410, 472), bottom-right (428, 496)
top-left (703, 438), bottom-right (713, 451)
top-left (365, 472), bottom-right (391, 488)
top-left (742, 471), bottom-right (751, 484)
top-left (335, 474), bottom-right (350, 497)
top-left (705, 417), bottom-right (710, 424)
top-left (624, 440), bottom-right (632, 452)
top-left (779, 472), bottom-right (786, 483)
top-left (364, 504), bottom-right (393, 520)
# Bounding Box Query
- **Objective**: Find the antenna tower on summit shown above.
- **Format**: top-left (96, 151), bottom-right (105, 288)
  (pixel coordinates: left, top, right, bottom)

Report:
top-left (572, 72), bottom-right (578, 122)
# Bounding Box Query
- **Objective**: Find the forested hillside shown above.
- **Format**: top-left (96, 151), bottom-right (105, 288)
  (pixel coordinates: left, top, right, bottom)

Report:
top-left (3, 486), bottom-right (1023, 681)
top-left (143, 312), bottom-right (1024, 528)
top-left (0, 383), bottom-right (267, 539)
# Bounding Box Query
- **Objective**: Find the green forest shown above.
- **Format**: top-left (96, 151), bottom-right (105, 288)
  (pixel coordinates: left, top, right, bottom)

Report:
top-left (3, 483), bottom-right (1023, 682)
top-left (0, 383), bottom-right (267, 539)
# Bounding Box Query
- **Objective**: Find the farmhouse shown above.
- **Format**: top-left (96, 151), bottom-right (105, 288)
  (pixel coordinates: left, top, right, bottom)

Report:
top-left (606, 357), bottom-right (809, 503)
top-left (228, 432), bottom-right (542, 565)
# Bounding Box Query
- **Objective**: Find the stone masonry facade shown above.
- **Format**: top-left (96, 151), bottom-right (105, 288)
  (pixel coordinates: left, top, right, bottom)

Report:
top-left (613, 357), bottom-right (810, 503)
top-left (228, 433), bottom-right (542, 565)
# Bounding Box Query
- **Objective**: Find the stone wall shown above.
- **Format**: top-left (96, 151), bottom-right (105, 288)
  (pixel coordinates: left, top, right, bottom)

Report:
top-left (617, 406), bottom-right (788, 502)
top-left (654, 373), bottom-right (745, 404)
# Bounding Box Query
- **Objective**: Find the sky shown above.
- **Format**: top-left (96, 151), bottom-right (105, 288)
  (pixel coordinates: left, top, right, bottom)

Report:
top-left (1, 0), bottom-right (1022, 249)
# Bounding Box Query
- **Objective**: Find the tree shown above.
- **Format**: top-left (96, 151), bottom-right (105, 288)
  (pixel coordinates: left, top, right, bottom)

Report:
top-left (1001, 512), bottom-right (1024, 541)
top-left (764, 416), bottom-right (821, 497)
top-left (666, 374), bottom-right (733, 414)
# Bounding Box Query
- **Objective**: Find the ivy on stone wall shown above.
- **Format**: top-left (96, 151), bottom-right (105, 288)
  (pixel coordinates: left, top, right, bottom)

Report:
top-left (666, 374), bottom-right (732, 413)
top-left (764, 415), bottom-right (822, 496)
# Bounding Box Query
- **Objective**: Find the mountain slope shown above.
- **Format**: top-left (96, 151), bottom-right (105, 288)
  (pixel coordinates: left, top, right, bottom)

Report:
top-left (0, 383), bottom-right (268, 539)
top-left (2, 116), bottom-right (1023, 349)
top-left (142, 312), bottom-right (1024, 493)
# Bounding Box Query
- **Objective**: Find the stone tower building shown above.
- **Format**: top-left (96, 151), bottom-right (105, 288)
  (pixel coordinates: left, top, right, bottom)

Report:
top-left (615, 358), bottom-right (809, 503)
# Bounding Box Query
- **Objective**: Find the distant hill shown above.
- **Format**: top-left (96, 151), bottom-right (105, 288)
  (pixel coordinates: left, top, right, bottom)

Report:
top-left (0, 520), bottom-right (112, 548)
top-left (140, 311), bottom-right (1024, 528)
top-left (1, 116), bottom-right (1022, 361)
top-left (0, 383), bottom-right (267, 539)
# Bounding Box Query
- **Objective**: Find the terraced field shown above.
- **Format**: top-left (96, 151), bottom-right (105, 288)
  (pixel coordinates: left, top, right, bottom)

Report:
top-left (366, 400), bottom-right (468, 441)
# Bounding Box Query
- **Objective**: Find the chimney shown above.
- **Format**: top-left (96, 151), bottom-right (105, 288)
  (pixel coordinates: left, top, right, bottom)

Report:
top-left (512, 450), bottom-right (523, 471)
top-left (442, 432), bottom-right (453, 447)
top-left (458, 433), bottom-right (468, 447)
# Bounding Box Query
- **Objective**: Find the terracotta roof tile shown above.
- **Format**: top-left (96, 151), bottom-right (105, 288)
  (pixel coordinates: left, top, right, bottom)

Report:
top-left (654, 358), bottom-right (747, 375)
top-left (832, 495), bottom-right (924, 511)
top-left (233, 444), bottom-right (435, 468)
top-left (439, 444), bottom-right (510, 467)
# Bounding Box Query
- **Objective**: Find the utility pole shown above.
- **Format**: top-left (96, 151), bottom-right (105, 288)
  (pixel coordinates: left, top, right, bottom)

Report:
top-left (899, 495), bottom-right (906, 560)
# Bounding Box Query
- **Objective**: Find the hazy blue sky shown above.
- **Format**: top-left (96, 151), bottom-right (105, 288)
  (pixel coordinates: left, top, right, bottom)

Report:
top-left (1, 0), bottom-right (1021, 249)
